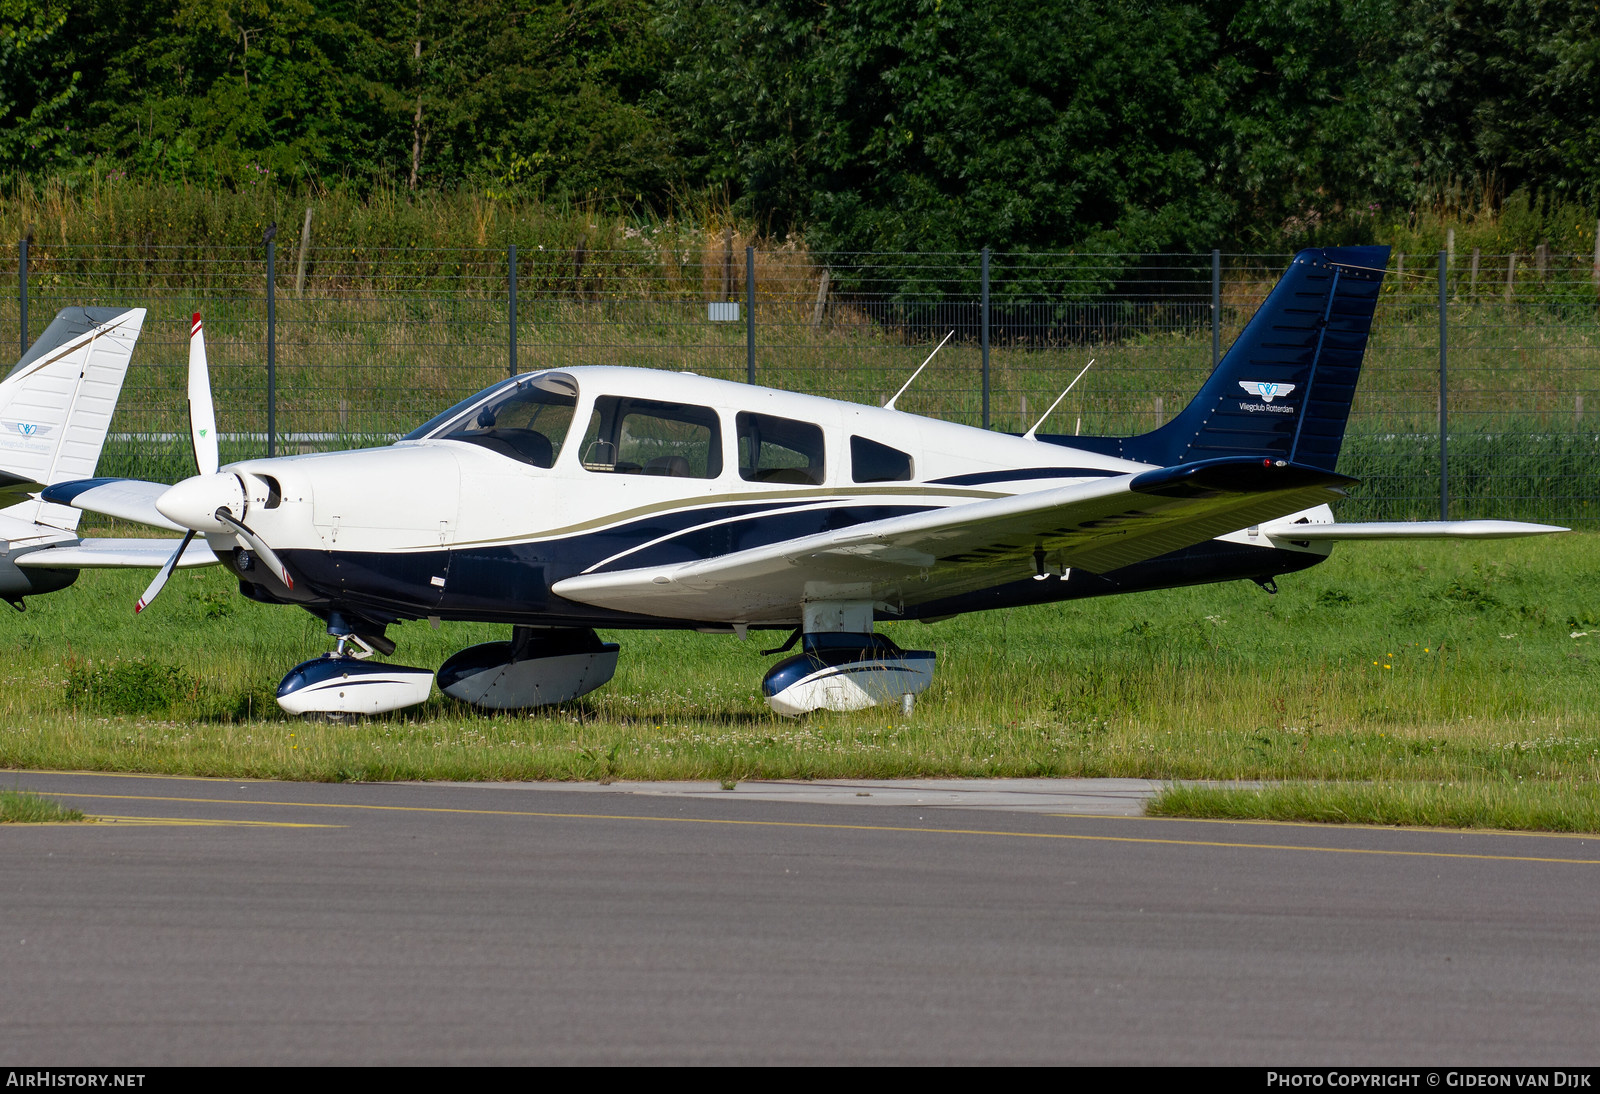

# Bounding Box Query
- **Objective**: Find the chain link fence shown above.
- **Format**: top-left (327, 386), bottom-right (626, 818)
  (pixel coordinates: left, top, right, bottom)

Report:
top-left (3, 240), bottom-right (1596, 525)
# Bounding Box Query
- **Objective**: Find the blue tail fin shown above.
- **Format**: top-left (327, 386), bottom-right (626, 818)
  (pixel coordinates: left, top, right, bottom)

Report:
top-left (1053, 246), bottom-right (1389, 471)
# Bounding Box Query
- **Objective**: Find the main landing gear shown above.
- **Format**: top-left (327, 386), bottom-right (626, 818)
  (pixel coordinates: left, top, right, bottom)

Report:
top-left (760, 632), bottom-right (935, 717)
top-left (274, 618), bottom-right (620, 717)
top-left (759, 601), bottom-right (936, 717)
top-left (437, 627), bottom-right (619, 709)
top-left (272, 605), bottom-right (930, 719)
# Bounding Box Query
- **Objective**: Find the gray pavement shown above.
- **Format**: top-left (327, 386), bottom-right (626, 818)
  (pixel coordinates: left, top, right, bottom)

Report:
top-left (4, 771), bottom-right (1599, 1064)
top-left (432, 775), bottom-right (1174, 814)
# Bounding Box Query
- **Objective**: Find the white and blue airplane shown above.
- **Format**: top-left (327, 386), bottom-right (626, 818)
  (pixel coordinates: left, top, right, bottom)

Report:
top-left (0, 307), bottom-right (214, 609)
top-left (42, 247), bottom-right (1562, 716)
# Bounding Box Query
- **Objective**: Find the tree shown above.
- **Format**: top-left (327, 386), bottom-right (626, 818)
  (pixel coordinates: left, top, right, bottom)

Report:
top-left (0, 0), bottom-right (83, 178)
top-left (663, 0), bottom-right (1242, 253)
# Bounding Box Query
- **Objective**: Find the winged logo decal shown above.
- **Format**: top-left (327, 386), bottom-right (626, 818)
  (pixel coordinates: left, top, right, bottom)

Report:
top-left (1239, 381), bottom-right (1296, 403)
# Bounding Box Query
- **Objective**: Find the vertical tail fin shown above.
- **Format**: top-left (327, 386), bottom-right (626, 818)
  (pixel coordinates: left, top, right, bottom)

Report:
top-left (1061, 246), bottom-right (1389, 470)
top-left (0, 307), bottom-right (147, 530)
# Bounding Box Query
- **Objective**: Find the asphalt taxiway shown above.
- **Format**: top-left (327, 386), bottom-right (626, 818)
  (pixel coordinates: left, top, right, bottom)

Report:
top-left (4, 771), bottom-right (1598, 1064)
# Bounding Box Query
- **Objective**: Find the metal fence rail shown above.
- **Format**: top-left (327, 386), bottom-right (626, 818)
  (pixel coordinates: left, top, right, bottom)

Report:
top-left (4, 241), bottom-right (1597, 526)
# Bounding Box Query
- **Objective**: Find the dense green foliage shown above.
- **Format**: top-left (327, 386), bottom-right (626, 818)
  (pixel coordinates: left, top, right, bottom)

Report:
top-left (2, 1), bottom-right (1598, 250)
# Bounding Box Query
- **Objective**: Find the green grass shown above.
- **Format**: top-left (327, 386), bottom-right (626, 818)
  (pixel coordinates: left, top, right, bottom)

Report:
top-left (5, 534), bottom-right (1600, 812)
top-left (1148, 781), bottom-right (1600, 834)
top-left (0, 788), bottom-right (85, 823)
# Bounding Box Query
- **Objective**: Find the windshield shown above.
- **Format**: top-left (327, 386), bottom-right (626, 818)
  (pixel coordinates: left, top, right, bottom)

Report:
top-left (411, 372), bottom-right (579, 469)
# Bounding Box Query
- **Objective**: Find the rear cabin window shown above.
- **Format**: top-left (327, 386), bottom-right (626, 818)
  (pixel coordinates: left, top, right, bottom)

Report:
top-left (851, 436), bottom-right (914, 482)
top-left (737, 412), bottom-right (825, 485)
top-left (580, 396), bottom-right (722, 479)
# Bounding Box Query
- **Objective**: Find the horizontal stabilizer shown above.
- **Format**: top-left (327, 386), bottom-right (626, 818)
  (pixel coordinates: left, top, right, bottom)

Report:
top-left (0, 468), bottom-right (45, 505)
top-left (1258, 519), bottom-right (1567, 541)
top-left (39, 477), bottom-right (185, 532)
top-left (16, 537), bottom-right (218, 570)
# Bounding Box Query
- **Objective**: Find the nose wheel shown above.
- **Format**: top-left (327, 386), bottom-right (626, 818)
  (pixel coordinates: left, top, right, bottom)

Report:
top-left (274, 611), bottom-right (432, 717)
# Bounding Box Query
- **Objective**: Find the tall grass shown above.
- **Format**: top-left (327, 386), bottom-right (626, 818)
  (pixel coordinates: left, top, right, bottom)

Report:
top-left (1149, 781), bottom-right (1600, 834)
top-left (5, 535), bottom-right (1600, 790)
top-left (0, 789), bottom-right (84, 823)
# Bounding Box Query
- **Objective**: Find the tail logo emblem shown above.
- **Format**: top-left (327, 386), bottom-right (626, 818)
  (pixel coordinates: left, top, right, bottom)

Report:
top-left (1239, 381), bottom-right (1296, 403)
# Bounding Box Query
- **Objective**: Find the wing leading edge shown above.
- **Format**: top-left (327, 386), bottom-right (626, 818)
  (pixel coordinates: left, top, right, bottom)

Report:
top-left (15, 538), bottom-right (219, 570)
top-left (553, 457), bottom-right (1355, 623)
top-left (38, 476), bottom-right (186, 532)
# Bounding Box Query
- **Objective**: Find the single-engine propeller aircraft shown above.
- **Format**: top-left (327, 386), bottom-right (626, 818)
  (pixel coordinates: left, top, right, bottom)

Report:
top-left (41, 247), bottom-right (1562, 716)
top-left (0, 307), bottom-right (214, 609)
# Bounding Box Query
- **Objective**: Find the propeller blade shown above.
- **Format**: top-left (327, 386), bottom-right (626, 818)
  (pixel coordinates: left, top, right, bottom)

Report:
top-left (188, 313), bottom-right (219, 477)
top-left (134, 529), bottom-right (197, 614)
top-left (213, 508), bottom-right (295, 591)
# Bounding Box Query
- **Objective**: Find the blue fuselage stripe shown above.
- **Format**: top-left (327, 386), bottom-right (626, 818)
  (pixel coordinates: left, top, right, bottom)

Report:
top-left (926, 467), bottom-right (1120, 487)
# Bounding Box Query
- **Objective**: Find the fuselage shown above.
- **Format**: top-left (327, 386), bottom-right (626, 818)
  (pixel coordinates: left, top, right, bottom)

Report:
top-left (201, 366), bottom-right (1330, 629)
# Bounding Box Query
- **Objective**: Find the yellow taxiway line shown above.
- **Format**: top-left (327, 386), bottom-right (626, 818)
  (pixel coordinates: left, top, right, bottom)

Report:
top-left (87, 814), bottom-right (343, 828)
top-left (33, 789), bottom-right (1600, 866)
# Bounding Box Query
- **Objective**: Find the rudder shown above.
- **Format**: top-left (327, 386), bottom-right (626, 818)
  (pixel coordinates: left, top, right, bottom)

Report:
top-left (1055, 246), bottom-right (1389, 471)
top-left (0, 307), bottom-right (147, 529)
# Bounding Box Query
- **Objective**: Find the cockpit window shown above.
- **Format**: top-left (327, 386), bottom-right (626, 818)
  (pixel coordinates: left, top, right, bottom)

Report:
top-left (417, 372), bottom-right (579, 469)
top-left (580, 396), bottom-right (722, 478)
top-left (737, 412), bottom-right (825, 485)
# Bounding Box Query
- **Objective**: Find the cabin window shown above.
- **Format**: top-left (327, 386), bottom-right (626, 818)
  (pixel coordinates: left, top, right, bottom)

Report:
top-left (580, 397), bottom-right (723, 479)
top-left (425, 372), bottom-right (578, 469)
top-left (851, 435), bottom-right (914, 482)
top-left (737, 412), bottom-right (825, 485)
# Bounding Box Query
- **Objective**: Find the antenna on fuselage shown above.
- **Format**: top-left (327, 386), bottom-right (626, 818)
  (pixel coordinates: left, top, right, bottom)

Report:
top-left (1023, 358), bottom-right (1095, 441)
top-left (884, 330), bottom-right (956, 411)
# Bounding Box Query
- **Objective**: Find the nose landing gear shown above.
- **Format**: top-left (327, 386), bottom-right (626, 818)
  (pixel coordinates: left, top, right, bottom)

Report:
top-left (275, 612), bottom-right (434, 717)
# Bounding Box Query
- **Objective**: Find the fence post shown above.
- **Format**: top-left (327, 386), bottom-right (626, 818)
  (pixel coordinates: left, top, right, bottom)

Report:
top-left (295, 206), bottom-right (313, 297)
top-left (1211, 248), bottom-right (1221, 367)
top-left (508, 243), bottom-right (518, 379)
top-left (981, 246), bottom-right (990, 429)
top-left (266, 240), bottom-right (277, 458)
top-left (745, 245), bottom-right (755, 385)
top-left (1438, 250), bottom-right (1448, 521)
top-left (17, 236), bottom-right (28, 357)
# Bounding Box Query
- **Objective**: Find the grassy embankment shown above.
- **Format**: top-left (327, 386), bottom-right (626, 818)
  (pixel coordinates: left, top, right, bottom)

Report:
top-left (3, 535), bottom-right (1598, 832)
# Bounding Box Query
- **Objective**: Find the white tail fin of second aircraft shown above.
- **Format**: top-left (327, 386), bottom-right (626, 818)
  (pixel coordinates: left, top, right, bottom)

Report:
top-left (0, 307), bottom-right (147, 532)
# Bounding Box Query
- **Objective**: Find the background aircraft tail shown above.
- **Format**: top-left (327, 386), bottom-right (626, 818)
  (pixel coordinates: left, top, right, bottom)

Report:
top-left (0, 307), bottom-right (147, 531)
top-left (1055, 245), bottom-right (1389, 470)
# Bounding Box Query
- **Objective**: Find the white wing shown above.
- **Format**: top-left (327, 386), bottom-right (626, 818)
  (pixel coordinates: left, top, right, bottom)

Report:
top-left (554, 458), bottom-right (1355, 623)
top-left (38, 477), bottom-right (186, 531)
top-left (14, 538), bottom-right (218, 570)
